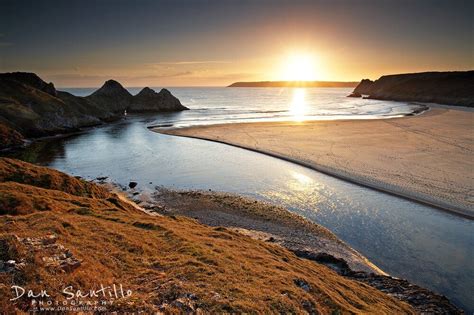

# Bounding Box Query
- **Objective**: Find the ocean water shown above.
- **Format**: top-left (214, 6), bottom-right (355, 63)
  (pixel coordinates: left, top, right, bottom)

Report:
top-left (65, 87), bottom-right (425, 126)
top-left (12, 87), bottom-right (473, 312)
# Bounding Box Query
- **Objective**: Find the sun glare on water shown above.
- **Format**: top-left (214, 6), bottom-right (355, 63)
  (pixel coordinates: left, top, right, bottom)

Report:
top-left (290, 88), bottom-right (307, 122)
top-left (277, 52), bottom-right (318, 121)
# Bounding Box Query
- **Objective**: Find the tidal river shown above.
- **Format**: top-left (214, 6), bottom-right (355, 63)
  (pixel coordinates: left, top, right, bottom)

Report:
top-left (9, 87), bottom-right (473, 311)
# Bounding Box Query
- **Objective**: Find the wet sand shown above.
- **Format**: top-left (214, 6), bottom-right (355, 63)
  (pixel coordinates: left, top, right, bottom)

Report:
top-left (157, 107), bottom-right (474, 218)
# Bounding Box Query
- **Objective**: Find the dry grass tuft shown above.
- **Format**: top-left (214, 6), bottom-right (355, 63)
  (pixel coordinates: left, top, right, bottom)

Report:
top-left (0, 158), bottom-right (414, 313)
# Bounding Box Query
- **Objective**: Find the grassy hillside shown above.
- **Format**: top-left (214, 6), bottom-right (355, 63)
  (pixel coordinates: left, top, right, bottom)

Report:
top-left (0, 72), bottom-right (187, 146)
top-left (0, 158), bottom-right (414, 313)
top-left (0, 122), bottom-right (23, 150)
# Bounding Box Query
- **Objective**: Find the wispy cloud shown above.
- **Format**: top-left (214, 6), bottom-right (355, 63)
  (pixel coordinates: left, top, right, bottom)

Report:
top-left (151, 60), bottom-right (231, 66)
top-left (45, 71), bottom-right (194, 83)
top-left (153, 71), bottom-right (193, 78)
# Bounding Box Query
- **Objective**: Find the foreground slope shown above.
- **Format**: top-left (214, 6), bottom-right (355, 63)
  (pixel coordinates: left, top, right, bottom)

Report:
top-left (0, 158), bottom-right (414, 313)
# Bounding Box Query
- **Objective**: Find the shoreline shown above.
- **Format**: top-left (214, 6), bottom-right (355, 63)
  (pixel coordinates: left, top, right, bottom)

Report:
top-left (113, 184), bottom-right (462, 313)
top-left (155, 106), bottom-right (474, 219)
top-left (137, 187), bottom-right (385, 275)
top-left (1, 157), bottom-right (461, 313)
top-left (0, 97), bottom-right (435, 153)
top-left (158, 129), bottom-right (473, 219)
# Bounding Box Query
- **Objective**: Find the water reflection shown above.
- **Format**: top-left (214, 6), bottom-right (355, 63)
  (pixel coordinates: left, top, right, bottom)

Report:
top-left (290, 88), bottom-right (307, 121)
top-left (5, 112), bottom-right (474, 312)
top-left (291, 171), bottom-right (314, 186)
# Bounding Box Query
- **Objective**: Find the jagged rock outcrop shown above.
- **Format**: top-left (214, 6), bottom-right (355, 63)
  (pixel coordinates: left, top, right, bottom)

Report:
top-left (352, 79), bottom-right (374, 95)
top-left (0, 72), bottom-right (57, 96)
top-left (350, 71), bottom-right (474, 107)
top-left (294, 249), bottom-right (463, 314)
top-left (0, 72), bottom-right (187, 147)
top-left (131, 87), bottom-right (188, 112)
top-left (86, 79), bottom-right (133, 114)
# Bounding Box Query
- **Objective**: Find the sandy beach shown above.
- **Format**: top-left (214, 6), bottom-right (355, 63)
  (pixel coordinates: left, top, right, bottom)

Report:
top-left (158, 107), bottom-right (474, 218)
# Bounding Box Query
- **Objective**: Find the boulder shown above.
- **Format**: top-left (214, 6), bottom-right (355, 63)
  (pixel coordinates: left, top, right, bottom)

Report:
top-left (347, 92), bottom-right (362, 98)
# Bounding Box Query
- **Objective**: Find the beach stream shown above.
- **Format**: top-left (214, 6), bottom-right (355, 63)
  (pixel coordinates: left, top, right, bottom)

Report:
top-left (7, 87), bottom-right (473, 312)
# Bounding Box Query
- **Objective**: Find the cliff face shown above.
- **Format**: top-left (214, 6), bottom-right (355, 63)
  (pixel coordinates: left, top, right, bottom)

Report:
top-left (0, 72), bottom-right (187, 146)
top-left (352, 71), bottom-right (474, 107)
top-left (0, 73), bottom-right (103, 137)
top-left (352, 79), bottom-right (374, 95)
top-left (86, 79), bottom-right (134, 114)
top-left (86, 81), bottom-right (188, 113)
top-left (131, 87), bottom-right (189, 112)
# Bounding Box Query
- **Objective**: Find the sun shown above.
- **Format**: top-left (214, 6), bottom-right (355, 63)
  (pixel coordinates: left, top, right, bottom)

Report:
top-left (281, 53), bottom-right (317, 81)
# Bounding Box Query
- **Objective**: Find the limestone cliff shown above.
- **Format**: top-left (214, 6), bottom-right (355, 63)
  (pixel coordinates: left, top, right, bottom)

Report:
top-left (351, 71), bottom-right (474, 107)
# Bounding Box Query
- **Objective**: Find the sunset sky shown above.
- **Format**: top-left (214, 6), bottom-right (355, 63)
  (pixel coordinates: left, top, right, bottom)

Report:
top-left (0, 0), bottom-right (472, 87)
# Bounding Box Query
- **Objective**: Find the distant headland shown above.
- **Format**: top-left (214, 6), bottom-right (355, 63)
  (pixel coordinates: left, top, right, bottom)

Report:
top-left (349, 71), bottom-right (474, 107)
top-left (228, 81), bottom-right (359, 88)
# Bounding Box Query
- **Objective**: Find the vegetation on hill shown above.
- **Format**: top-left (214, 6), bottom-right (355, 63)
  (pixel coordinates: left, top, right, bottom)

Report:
top-left (0, 72), bottom-right (188, 148)
top-left (0, 122), bottom-right (23, 150)
top-left (0, 158), bottom-right (415, 313)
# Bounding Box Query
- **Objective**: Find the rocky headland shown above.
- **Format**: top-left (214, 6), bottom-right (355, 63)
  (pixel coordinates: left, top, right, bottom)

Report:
top-left (131, 87), bottom-right (188, 112)
top-left (350, 71), bottom-right (474, 107)
top-left (0, 72), bottom-right (188, 150)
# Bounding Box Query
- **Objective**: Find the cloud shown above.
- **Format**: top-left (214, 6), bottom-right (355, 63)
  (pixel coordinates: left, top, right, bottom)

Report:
top-left (44, 71), bottom-right (195, 85)
top-left (150, 60), bottom-right (231, 66)
top-left (153, 71), bottom-right (193, 78)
